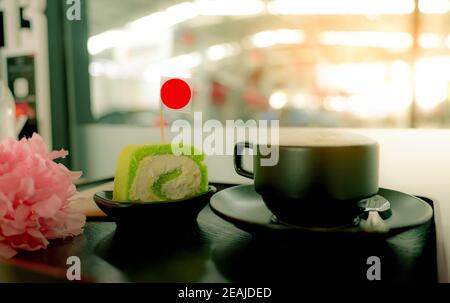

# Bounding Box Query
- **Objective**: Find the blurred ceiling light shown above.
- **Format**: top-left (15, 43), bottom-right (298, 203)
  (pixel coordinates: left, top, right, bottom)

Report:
top-left (251, 29), bottom-right (305, 48)
top-left (129, 12), bottom-right (165, 30)
top-left (89, 2), bottom-right (196, 55)
top-left (323, 96), bottom-right (347, 112)
top-left (129, 2), bottom-right (198, 30)
top-left (165, 52), bottom-right (202, 69)
top-left (166, 1), bottom-right (199, 22)
top-left (291, 93), bottom-right (308, 109)
top-left (196, 0), bottom-right (265, 16)
top-left (321, 31), bottom-right (413, 49)
top-left (389, 61), bottom-right (414, 111)
top-left (88, 30), bottom-right (125, 55)
top-left (89, 62), bottom-right (105, 77)
top-left (144, 65), bottom-right (192, 82)
top-left (89, 0), bottom-right (267, 56)
top-left (269, 91), bottom-right (288, 109)
top-left (346, 92), bottom-right (413, 118)
top-left (419, 33), bottom-right (443, 49)
top-left (88, 61), bottom-right (124, 78)
top-left (415, 57), bottom-right (450, 111)
top-left (346, 95), bottom-right (383, 118)
top-left (317, 60), bottom-right (414, 118)
top-left (206, 43), bottom-right (239, 61)
top-left (267, 0), bottom-right (415, 15)
top-left (418, 0), bottom-right (449, 14)
top-left (144, 52), bottom-right (201, 81)
top-left (345, 94), bottom-right (409, 118)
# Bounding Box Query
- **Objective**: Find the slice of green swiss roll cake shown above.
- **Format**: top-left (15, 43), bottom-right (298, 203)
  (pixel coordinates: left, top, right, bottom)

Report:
top-left (113, 144), bottom-right (208, 202)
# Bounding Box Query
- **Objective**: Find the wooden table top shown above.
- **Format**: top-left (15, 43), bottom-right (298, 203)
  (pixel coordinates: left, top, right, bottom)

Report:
top-left (0, 183), bottom-right (439, 283)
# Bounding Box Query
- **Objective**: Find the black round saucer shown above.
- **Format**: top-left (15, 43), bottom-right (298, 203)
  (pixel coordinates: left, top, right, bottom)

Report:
top-left (209, 185), bottom-right (433, 235)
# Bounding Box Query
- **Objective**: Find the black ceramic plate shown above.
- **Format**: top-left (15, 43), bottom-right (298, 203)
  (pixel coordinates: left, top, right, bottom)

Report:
top-left (210, 185), bottom-right (433, 235)
top-left (94, 186), bottom-right (216, 226)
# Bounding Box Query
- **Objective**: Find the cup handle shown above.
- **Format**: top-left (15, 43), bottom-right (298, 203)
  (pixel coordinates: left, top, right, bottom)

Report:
top-left (234, 142), bottom-right (254, 179)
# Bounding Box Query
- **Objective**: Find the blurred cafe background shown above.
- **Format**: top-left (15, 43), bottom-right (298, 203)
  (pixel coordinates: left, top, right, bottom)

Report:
top-left (0, 0), bottom-right (449, 179)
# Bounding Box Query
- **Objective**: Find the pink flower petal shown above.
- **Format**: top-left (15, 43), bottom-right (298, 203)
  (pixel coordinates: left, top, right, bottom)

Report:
top-left (17, 178), bottom-right (35, 200)
top-left (28, 133), bottom-right (48, 156)
top-left (1, 219), bottom-right (26, 236)
top-left (48, 150), bottom-right (68, 160)
top-left (9, 230), bottom-right (49, 251)
top-left (0, 193), bottom-right (10, 218)
top-left (0, 204), bottom-right (6, 218)
top-left (31, 194), bottom-right (62, 218)
top-left (14, 204), bottom-right (31, 223)
top-left (0, 133), bottom-right (85, 258)
top-left (0, 174), bottom-right (21, 194)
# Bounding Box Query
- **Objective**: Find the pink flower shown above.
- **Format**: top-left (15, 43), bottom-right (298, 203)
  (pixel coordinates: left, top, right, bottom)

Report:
top-left (0, 134), bottom-right (86, 259)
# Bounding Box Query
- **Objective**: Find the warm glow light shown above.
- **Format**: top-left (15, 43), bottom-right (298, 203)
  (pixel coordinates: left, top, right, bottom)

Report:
top-left (321, 31), bottom-right (413, 49)
top-left (346, 95), bottom-right (388, 118)
top-left (166, 2), bottom-right (199, 22)
top-left (269, 91), bottom-right (288, 109)
top-left (88, 61), bottom-right (124, 78)
top-left (446, 36), bottom-right (450, 48)
top-left (88, 30), bottom-right (125, 55)
top-left (89, 0), bottom-right (268, 55)
top-left (291, 93), bottom-right (308, 109)
top-left (267, 0), bottom-right (415, 15)
top-left (206, 43), bottom-right (240, 61)
top-left (164, 52), bottom-right (202, 70)
top-left (316, 60), bottom-right (414, 118)
top-left (143, 52), bottom-right (202, 81)
top-left (418, 0), bottom-right (449, 14)
top-left (319, 58), bottom-right (450, 117)
top-left (323, 96), bottom-right (347, 112)
top-left (415, 57), bottom-right (450, 111)
top-left (144, 66), bottom-right (192, 82)
top-left (128, 12), bottom-right (165, 31)
top-left (89, 2), bottom-right (197, 55)
top-left (197, 0), bottom-right (265, 16)
top-left (419, 33), bottom-right (443, 49)
top-left (129, 2), bottom-right (198, 30)
top-left (89, 62), bottom-right (104, 77)
top-left (251, 29), bottom-right (305, 48)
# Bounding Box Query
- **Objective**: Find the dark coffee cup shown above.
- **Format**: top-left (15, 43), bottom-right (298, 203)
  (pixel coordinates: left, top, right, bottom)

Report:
top-left (234, 129), bottom-right (379, 225)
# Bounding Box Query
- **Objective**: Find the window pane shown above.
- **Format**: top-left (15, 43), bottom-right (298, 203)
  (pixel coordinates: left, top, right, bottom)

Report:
top-left (87, 0), bottom-right (450, 128)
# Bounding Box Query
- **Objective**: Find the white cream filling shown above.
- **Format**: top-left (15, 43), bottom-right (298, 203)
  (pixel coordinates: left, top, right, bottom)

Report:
top-left (129, 155), bottom-right (201, 202)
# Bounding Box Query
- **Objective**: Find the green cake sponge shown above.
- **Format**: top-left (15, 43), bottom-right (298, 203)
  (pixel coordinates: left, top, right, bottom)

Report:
top-left (113, 144), bottom-right (208, 202)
